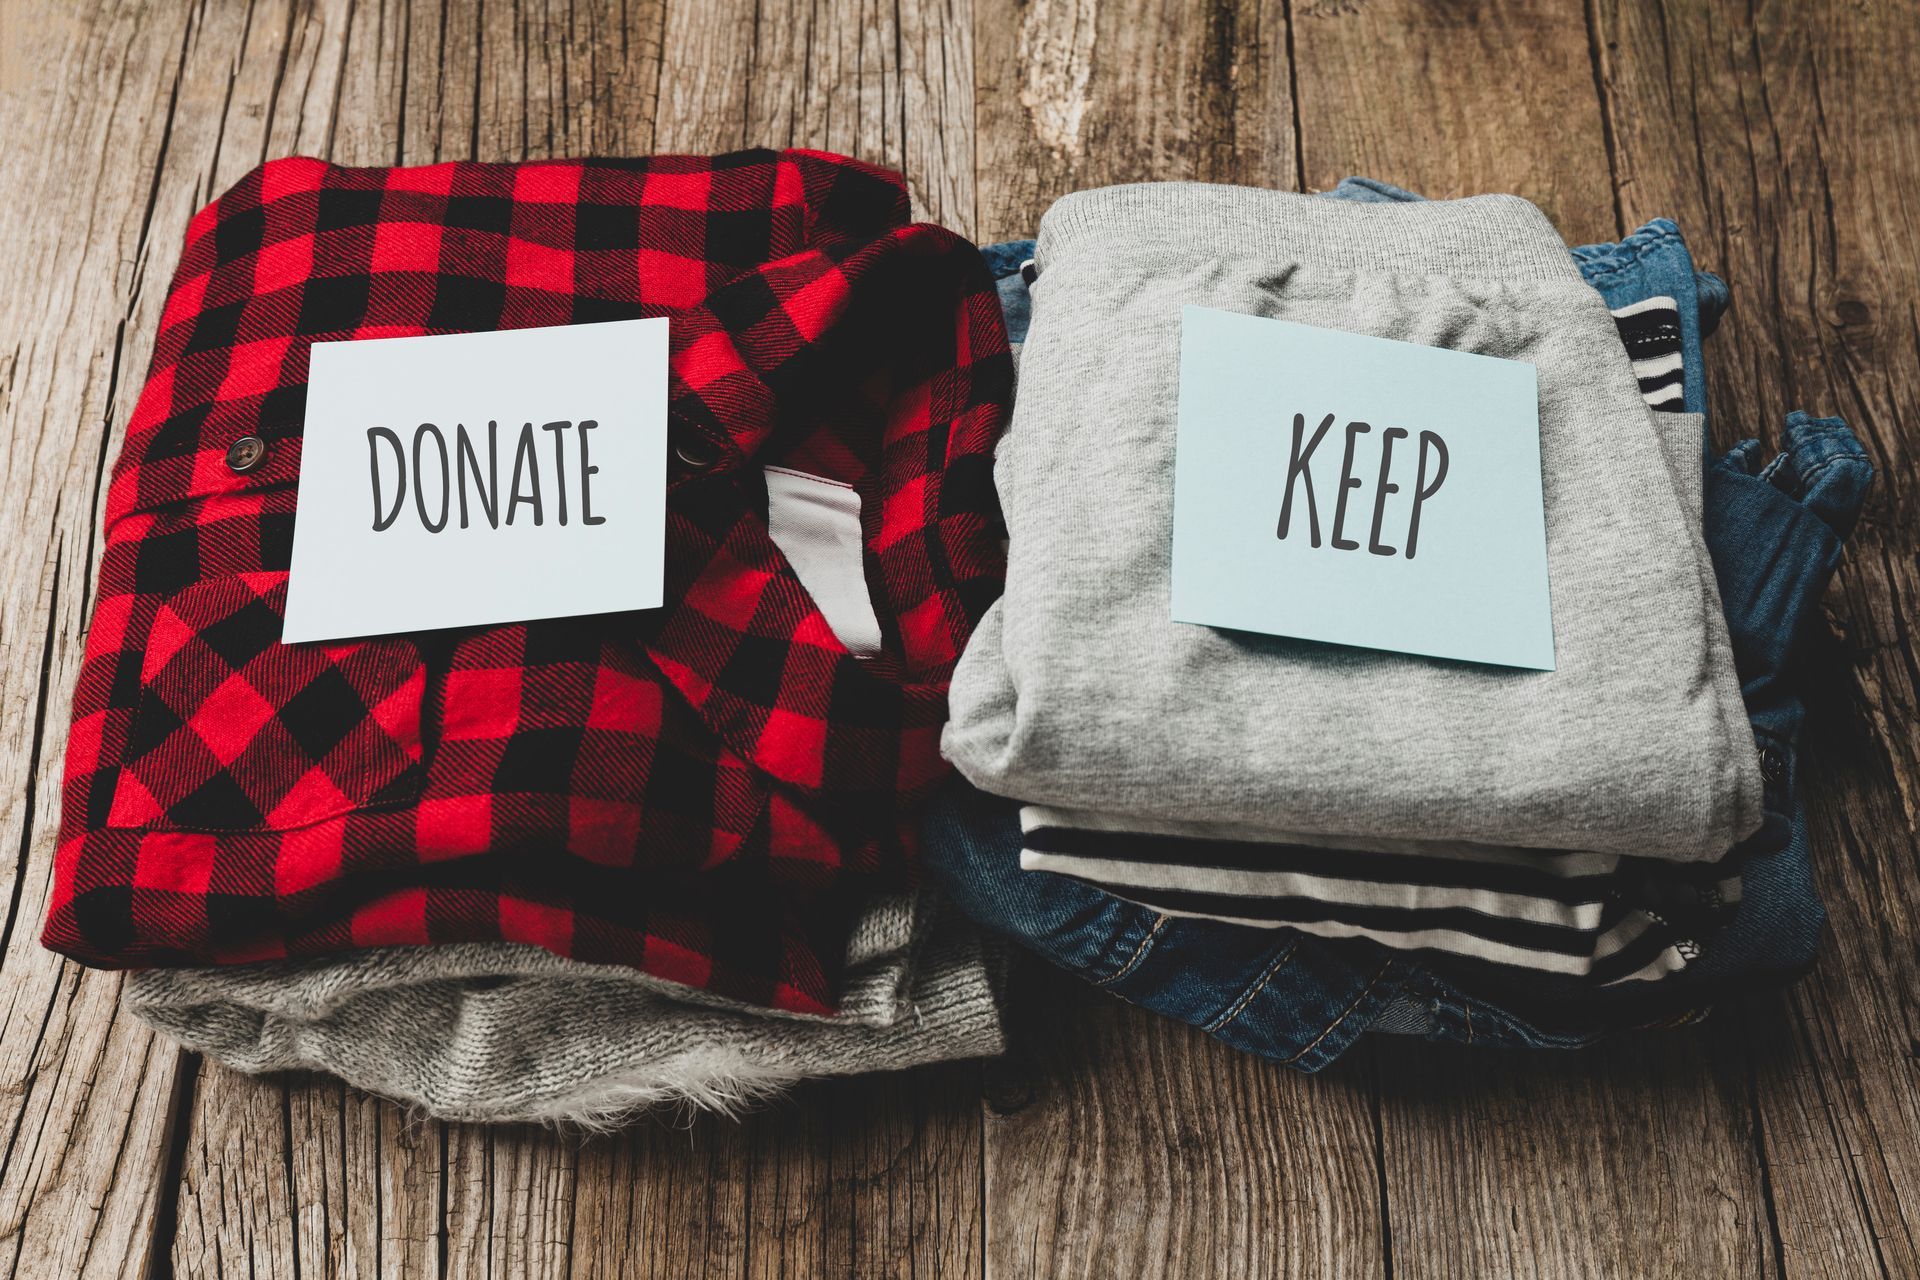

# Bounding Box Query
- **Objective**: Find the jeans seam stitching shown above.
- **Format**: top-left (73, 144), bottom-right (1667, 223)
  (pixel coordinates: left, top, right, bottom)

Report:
top-left (1203, 938), bottom-right (1301, 1033)
top-left (1279, 960), bottom-right (1397, 1065)
top-left (1575, 230), bottom-right (1682, 281)
top-left (1094, 914), bottom-right (1167, 988)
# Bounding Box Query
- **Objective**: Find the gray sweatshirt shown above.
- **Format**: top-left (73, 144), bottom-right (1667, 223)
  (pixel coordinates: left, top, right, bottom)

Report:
top-left (943, 183), bottom-right (1760, 860)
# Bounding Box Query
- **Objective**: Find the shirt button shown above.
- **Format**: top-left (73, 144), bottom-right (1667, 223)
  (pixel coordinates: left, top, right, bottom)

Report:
top-left (1759, 746), bottom-right (1788, 785)
top-left (673, 436), bottom-right (720, 469)
top-left (226, 435), bottom-right (267, 474)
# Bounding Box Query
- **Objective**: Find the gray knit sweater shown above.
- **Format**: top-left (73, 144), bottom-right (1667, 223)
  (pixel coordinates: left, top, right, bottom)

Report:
top-left (126, 889), bottom-right (1003, 1125)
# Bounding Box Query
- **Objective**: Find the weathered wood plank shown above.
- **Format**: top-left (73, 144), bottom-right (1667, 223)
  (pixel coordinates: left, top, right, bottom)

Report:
top-left (1372, 1028), bottom-right (1776, 1278)
top-left (749, 0), bottom-right (905, 168)
top-left (821, 1064), bottom-right (986, 1274)
top-left (172, 1062), bottom-right (300, 1278)
top-left (570, 1105), bottom-right (815, 1276)
top-left (1289, 4), bottom-right (1782, 1277)
top-left (972, 0), bottom-right (1299, 244)
top-left (450, 1080), bottom-right (972, 1278)
top-left (0, 2), bottom-right (219, 1276)
top-left (474, 0), bottom-right (668, 160)
top-left (652, 0), bottom-right (755, 153)
top-left (981, 961), bottom-right (1386, 1279)
top-left (174, 1064), bottom-right (448, 1278)
top-left (567, 1068), bottom-right (985, 1277)
top-left (899, 0), bottom-right (979, 234)
top-left (442, 1124), bottom-right (579, 1279)
top-left (296, 1084), bottom-right (444, 1278)
top-left (1595, 3), bottom-right (1920, 1276)
top-left (1289, 0), bottom-right (1617, 240)
top-left (657, 0), bottom-right (979, 230)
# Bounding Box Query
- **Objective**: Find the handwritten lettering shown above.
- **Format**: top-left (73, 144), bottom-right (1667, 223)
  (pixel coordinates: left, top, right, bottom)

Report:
top-left (1276, 412), bottom-right (1448, 560)
top-left (366, 420), bottom-right (605, 533)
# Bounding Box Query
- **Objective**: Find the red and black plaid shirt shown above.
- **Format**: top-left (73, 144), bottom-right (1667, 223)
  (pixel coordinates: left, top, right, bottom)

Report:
top-left (44, 149), bottom-right (1011, 1014)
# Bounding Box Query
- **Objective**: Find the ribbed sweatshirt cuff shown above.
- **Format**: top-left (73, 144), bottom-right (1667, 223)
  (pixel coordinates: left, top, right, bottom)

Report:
top-left (1037, 182), bottom-right (1585, 283)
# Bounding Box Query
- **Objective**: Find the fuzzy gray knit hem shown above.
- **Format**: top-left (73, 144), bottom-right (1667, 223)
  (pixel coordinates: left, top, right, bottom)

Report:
top-left (124, 889), bottom-right (1005, 1126)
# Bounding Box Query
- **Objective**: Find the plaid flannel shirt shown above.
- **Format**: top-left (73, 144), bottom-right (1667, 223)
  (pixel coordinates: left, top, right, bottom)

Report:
top-left (44, 149), bottom-right (1012, 1014)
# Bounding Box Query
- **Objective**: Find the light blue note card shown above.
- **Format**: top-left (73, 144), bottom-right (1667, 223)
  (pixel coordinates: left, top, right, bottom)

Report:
top-left (1171, 306), bottom-right (1555, 670)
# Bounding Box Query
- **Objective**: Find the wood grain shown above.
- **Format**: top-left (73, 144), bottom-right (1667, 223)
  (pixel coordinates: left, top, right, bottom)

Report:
top-left (0, 3), bottom-right (201, 1276)
top-left (0, 0), bottom-right (1916, 1276)
top-left (1289, 0), bottom-right (1619, 241)
top-left (1374, 1029), bottom-right (1777, 1279)
top-left (972, 0), bottom-right (1298, 243)
top-left (173, 1066), bottom-right (446, 1279)
top-left (982, 961), bottom-right (1386, 1279)
top-left (565, 1067), bottom-right (984, 1276)
top-left (1594, 3), bottom-right (1920, 1277)
top-left (570, 1101), bottom-right (825, 1276)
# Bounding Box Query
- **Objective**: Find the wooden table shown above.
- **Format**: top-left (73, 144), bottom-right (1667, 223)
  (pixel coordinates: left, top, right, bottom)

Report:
top-left (2, 1), bottom-right (1914, 1275)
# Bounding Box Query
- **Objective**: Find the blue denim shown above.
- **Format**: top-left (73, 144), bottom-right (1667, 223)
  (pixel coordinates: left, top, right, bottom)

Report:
top-left (978, 241), bottom-right (1034, 349)
top-left (930, 199), bottom-right (1871, 1067)
top-left (1439, 411), bottom-right (1872, 1035)
top-left (922, 780), bottom-right (1413, 1069)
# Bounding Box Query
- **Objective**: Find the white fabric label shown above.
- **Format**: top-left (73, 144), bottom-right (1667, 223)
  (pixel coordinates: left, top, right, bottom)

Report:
top-left (763, 466), bottom-right (884, 657)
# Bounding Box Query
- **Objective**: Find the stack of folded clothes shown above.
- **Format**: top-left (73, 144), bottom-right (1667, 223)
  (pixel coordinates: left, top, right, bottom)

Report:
top-left (46, 149), bottom-right (1869, 1116)
top-left (44, 149), bottom-right (1013, 1122)
top-left (933, 178), bottom-right (1871, 1067)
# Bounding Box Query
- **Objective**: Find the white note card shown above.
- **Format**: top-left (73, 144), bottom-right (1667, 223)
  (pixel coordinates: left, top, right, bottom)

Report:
top-left (283, 318), bottom-right (669, 643)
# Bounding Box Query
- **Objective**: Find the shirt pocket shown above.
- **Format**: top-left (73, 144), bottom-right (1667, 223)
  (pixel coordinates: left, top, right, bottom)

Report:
top-left (104, 569), bottom-right (426, 832)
